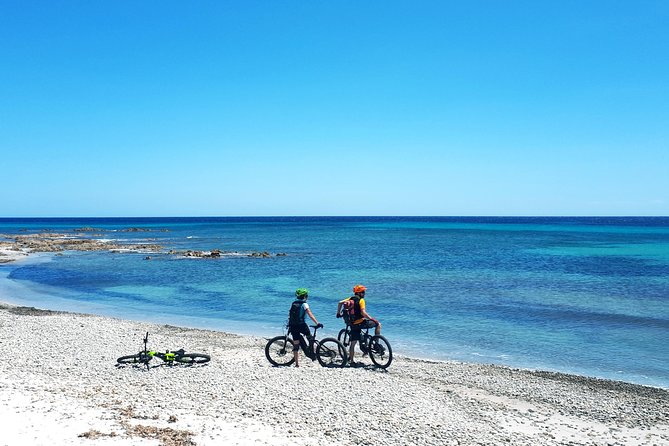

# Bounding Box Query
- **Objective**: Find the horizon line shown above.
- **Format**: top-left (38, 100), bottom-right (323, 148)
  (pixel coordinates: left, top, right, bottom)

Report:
top-left (1, 215), bottom-right (668, 219)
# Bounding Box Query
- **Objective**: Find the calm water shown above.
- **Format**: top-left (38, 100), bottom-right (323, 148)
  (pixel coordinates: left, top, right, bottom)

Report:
top-left (1, 217), bottom-right (668, 388)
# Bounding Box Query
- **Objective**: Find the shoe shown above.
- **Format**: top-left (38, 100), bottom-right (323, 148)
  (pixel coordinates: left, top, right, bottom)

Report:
top-left (373, 342), bottom-right (386, 355)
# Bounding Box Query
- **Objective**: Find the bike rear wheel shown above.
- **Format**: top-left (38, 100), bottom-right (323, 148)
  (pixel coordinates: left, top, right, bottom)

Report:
top-left (175, 353), bottom-right (211, 364)
top-left (368, 335), bottom-right (392, 369)
top-left (337, 328), bottom-right (350, 347)
top-left (117, 353), bottom-right (151, 365)
top-left (316, 337), bottom-right (348, 368)
top-left (265, 335), bottom-right (295, 366)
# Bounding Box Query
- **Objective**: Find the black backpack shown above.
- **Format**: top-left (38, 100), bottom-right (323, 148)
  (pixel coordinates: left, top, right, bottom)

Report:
top-left (288, 299), bottom-right (304, 325)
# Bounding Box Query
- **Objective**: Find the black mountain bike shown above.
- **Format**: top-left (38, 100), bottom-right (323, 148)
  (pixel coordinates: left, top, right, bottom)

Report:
top-left (265, 324), bottom-right (348, 367)
top-left (117, 332), bottom-right (211, 369)
top-left (338, 325), bottom-right (393, 369)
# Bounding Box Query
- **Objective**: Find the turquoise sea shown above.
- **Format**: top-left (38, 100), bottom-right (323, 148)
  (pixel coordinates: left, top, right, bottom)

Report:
top-left (1, 217), bottom-right (668, 388)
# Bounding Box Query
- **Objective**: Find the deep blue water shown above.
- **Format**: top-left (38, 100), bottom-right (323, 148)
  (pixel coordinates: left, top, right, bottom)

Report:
top-left (1, 217), bottom-right (668, 388)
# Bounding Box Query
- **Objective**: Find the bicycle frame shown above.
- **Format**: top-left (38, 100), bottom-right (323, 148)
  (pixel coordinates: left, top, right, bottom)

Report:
top-left (294, 324), bottom-right (321, 354)
top-left (135, 333), bottom-right (179, 362)
top-left (340, 324), bottom-right (374, 347)
top-left (145, 349), bottom-right (185, 362)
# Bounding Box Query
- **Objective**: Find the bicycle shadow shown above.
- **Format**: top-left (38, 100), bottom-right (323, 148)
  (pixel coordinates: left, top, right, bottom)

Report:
top-left (115, 362), bottom-right (208, 370)
top-left (347, 361), bottom-right (390, 372)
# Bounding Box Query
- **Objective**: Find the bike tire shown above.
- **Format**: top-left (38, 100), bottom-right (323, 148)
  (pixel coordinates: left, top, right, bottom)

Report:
top-left (265, 335), bottom-right (295, 366)
top-left (117, 353), bottom-right (150, 365)
top-left (369, 335), bottom-right (392, 369)
top-left (175, 353), bottom-right (211, 364)
top-left (337, 328), bottom-right (350, 347)
top-left (316, 337), bottom-right (348, 368)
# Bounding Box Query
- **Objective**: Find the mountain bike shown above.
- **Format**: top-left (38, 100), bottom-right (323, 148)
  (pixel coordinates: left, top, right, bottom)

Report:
top-left (117, 332), bottom-right (211, 369)
top-left (338, 324), bottom-right (392, 369)
top-left (265, 324), bottom-right (348, 367)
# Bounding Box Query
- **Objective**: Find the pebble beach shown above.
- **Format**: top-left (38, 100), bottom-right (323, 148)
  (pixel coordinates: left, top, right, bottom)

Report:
top-left (1, 301), bottom-right (668, 446)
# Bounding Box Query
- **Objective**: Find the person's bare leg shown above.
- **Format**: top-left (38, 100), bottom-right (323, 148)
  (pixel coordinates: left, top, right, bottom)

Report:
top-left (349, 340), bottom-right (357, 363)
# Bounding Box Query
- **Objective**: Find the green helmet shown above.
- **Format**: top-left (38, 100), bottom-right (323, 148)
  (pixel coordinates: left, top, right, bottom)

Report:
top-left (295, 288), bottom-right (309, 299)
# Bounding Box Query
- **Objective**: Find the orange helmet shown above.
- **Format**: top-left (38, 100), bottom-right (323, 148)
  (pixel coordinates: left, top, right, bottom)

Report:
top-left (353, 284), bottom-right (367, 294)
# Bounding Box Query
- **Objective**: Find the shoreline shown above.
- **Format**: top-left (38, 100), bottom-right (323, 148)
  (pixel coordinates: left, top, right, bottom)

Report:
top-left (1, 244), bottom-right (667, 391)
top-left (4, 269), bottom-right (665, 391)
top-left (1, 300), bottom-right (668, 445)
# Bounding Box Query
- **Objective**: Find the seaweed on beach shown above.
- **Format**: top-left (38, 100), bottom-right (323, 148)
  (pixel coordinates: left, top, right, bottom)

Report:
top-left (123, 423), bottom-right (196, 446)
top-left (78, 423), bottom-right (194, 446)
top-left (0, 304), bottom-right (64, 316)
top-left (78, 429), bottom-right (118, 439)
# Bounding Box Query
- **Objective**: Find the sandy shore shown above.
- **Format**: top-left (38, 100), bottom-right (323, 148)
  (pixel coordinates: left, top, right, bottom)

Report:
top-left (1, 302), bottom-right (668, 446)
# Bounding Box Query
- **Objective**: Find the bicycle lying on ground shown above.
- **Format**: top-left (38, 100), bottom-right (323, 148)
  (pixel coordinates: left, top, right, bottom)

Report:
top-left (117, 332), bottom-right (211, 369)
top-left (265, 324), bottom-right (348, 367)
top-left (338, 324), bottom-right (393, 369)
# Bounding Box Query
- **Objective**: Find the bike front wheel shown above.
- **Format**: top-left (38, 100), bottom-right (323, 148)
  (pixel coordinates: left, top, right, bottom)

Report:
top-left (117, 353), bottom-right (151, 366)
top-left (337, 328), bottom-right (350, 347)
top-left (175, 353), bottom-right (211, 364)
top-left (368, 335), bottom-right (392, 369)
top-left (316, 337), bottom-right (348, 368)
top-left (265, 335), bottom-right (295, 366)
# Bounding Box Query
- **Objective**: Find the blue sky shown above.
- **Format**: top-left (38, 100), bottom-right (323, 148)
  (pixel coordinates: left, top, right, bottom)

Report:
top-left (1, 1), bottom-right (667, 217)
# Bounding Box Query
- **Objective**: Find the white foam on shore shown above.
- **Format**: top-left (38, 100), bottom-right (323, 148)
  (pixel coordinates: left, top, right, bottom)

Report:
top-left (0, 247), bottom-right (29, 263)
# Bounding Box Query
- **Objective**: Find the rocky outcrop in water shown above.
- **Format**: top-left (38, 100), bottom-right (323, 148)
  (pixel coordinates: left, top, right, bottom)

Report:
top-left (0, 232), bottom-right (286, 263)
top-left (73, 227), bottom-right (170, 233)
top-left (0, 233), bottom-right (162, 257)
top-left (120, 227), bottom-right (170, 232)
top-left (167, 249), bottom-right (287, 259)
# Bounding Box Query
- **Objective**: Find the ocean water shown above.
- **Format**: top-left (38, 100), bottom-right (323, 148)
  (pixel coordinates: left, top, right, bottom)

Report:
top-left (1, 217), bottom-right (668, 388)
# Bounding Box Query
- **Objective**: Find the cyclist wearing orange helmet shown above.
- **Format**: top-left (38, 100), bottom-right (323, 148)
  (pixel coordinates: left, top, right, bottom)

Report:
top-left (353, 284), bottom-right (366, 294)
top-left (336, 284), bottom-right (381, 364)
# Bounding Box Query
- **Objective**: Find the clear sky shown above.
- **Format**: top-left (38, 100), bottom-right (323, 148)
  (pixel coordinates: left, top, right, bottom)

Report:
top-left (1, 1), bottom-right (667, 217)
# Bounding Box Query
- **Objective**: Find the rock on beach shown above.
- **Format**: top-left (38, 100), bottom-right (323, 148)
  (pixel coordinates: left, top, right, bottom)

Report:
top-left (0, 302), bottom-right (668, 446)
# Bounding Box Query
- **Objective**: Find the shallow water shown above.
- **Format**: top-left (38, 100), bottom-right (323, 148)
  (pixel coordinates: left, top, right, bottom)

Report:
top-left (1, 216), bottom-right (668, 388)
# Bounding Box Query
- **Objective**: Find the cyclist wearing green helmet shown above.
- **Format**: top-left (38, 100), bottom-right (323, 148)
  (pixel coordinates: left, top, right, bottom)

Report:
top-left (287, 288), bottom-right (322, 367)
